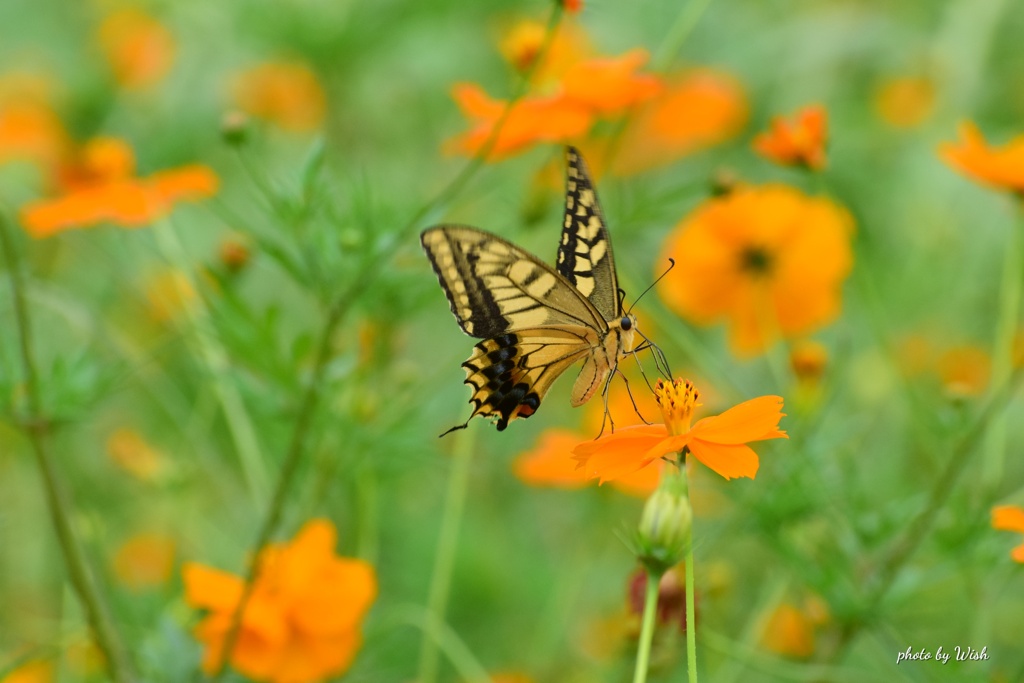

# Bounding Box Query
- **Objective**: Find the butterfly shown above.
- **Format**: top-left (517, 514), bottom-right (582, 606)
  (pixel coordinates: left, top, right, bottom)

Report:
top-left (421, 146), bottom-right (641, 435)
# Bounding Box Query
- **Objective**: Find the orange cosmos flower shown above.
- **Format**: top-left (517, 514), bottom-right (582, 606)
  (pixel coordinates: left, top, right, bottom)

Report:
top-left (573, 378), bottom-right (786, 483)
top-left (992, 505), bottom-right (1024, 563)
top-left (449, 32), bottom-right (660, 160)
top-left (874, 76), bottom-right (935, 129)
top-left (940, 122), bottom-right (1024, 194)
top-left (753, 104), bottom-right (828, 170)
top-left (658, 184), bottom-right (854, 355)
top-left (613, 68), bottom-right (748, 176)
top-left (113, 532), bottom-right (176, 590)
top-left (760, 603), bottom-right (816, 658)
top-left (233, 62), bottom-right (326, 132)
top-left (500, 20), bottom-right (590, 77)
top-left (0, 74), bottom-right (68, 169)
top-left (446, 84), bottom-right (592, 160)
top-left (97, 8), bottom-right (176, 89)
top-left (936, 344), bottom-right (990, 398)
top-left (20, 137), bottom-right (218, 238)
top-left (559, 49), bottom-right (661, 116)
top-left (183, 519), bottom-right (377, 683)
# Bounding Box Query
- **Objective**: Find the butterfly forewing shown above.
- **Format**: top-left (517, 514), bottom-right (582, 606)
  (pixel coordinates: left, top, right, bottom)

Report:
top-left (421, 225), bottom-right (605, 337)
top-left (557, 147), bottom-right (621, 320)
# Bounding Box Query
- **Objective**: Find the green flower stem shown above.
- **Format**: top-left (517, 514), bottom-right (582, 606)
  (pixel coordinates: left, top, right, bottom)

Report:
top-left (210, 291), bottom-right (349, 680)
top-left (982, 210), bottom-right (1023, 491)
top-left (652, 0), bottom-right (715, 71)
top-left (152, 218), bottom-right (269, 500)
top-left (682, 462), bottom-right (698, 683)
top-left (417, 428), bottom-right (476, 683)
top-left (0, 215), bottom-right (136, 683)
top-left (385, 605), bottom-right (491, 683)
top-left (632, 568), bottom-right (663, 683)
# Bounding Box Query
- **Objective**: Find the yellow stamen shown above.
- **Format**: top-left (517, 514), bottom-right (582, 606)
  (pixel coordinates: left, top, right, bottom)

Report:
top-left (654, 378), bottom-right (701, 436)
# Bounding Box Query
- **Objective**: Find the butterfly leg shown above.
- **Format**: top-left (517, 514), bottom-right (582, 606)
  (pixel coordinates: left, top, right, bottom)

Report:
top-left (615, 366), bottom-right (652, 426)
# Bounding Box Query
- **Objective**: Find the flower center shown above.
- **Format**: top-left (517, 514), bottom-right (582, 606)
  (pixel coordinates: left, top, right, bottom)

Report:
top-left (739, 246), bottom-right (773, 275)
top-left (654, 378), bottom-right (701, 436)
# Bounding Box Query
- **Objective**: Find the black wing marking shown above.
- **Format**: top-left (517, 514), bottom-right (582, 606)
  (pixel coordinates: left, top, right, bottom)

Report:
top-left (556, 146), bottom-right (621, 319)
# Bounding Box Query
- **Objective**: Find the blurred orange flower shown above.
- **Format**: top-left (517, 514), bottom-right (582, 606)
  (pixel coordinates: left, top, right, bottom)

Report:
top-left (500, 20), bottom-right (590, 77)
top-left (446, 84), bottom-right (592, 160)
top-left (449, 31), bottom-right (660, 160)
top-left (106, 427), bottom-right (168, 481)
top-left (940, 121), bottom-right (1024, 194)
top-left (614, 68), bottom-right (748, 176)
top-left (0, 74), bottom-right (68, 169)
top-left (992, 505), bottom-right (1024, 563)
top-left (761, 603), bottom-right (815, 658)
top-left (514, 428), bottom-right (661, 497)
top-left (559, 50), bottom-right (661, 116)
top-left (789, 339), bottom-right (828, 384)
top-left (233, 62), bottom-right (326, 132)
top-left (874, 76), bottom-right (935, 129)
top-left (753, 104), bottom-right (828, 170)
top-left (0, 660), bottom-right (52, 683)
top-left (98, 8), bottom-right (176, 89)
top-left (20, 137), bottom-right (218, 238)
top-left (936, 344), bottom-right (990, 398)
top-left (113, 532), bottom-right (176, 590)
top-left (573, 378), bottom-right (786, 483)
top-left (183, 519), bottom-right (376, 683)
top-left (658, 184), bottom-right (854, 355)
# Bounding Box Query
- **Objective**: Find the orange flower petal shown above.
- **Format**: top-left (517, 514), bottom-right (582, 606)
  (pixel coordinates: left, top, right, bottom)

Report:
top-left (610, 458), bottom-right (663, 497)
top-left (992, 505), bottom-right (1024, 532)
top-left (183, 562), bottom-right (244, 612)
top-left (687, 439), bottom-right (759, 480)
top-left (689, 395), bottom-right (787, 445)
top-left (939, 120), bottom-right (1024, 193)
top-left (560, 49), bottom-right (661, 116)
top-left (514, 429), bottom-right (591, 489)
top-left (291, 559), bottom-right (377, 635)
top-left (753, 105), bottom-right (828, 170)
top-left (572, 425), bottom-right (671, 483)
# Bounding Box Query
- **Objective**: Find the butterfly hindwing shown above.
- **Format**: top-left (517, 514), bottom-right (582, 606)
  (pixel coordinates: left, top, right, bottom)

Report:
top-left (557, 146), bottom-right (621, 320)
top-left (459, 328), bottom-right (598, 431)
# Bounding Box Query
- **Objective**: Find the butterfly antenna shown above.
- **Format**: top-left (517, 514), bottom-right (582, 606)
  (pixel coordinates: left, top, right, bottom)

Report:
top-left (626, 258), bottom-right (676, 315)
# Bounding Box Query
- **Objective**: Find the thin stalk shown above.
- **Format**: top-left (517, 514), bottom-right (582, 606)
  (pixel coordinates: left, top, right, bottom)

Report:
top-left (417, 428), bottom-right (476, 683)
top-left (383, 605), bottom-right (492, 683)
top-left (632, 570), bottom-right (662, 683)
top-left (152, 218), bottom-right (269, 500)
top-left (683, 461), bottom-right (698, 683)
top-left (0, 215), bottom-right (136, 683)
top-left (652, 0), bottom-right (716, 71)
top-left (982, 211), bottom-right (1022, 491)
top-left (210, 293), bottom-right (348, 679)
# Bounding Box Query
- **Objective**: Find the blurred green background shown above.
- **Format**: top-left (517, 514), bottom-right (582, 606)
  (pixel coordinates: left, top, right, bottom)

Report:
top-left (1, 0), bottom-right (1023, 681)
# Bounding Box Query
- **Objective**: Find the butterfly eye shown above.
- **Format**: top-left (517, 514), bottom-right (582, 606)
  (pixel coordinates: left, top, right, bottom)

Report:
top-left (620, 316), bottom-right (632, 331)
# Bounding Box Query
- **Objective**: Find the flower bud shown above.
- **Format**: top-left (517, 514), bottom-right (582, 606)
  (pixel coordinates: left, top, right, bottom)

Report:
top-left (221, 110), bottom-right (250, 146)
top-left (637, 478), bottom-right (692, 575)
